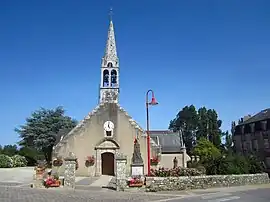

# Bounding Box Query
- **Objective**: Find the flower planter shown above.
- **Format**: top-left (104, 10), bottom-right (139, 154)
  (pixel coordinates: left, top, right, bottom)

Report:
top-left (129, 183), bottom-right (143, 187)
top-left (128, 177), bottom-right (144, 187)
top-left (45, 179), bottom-right (61, 188)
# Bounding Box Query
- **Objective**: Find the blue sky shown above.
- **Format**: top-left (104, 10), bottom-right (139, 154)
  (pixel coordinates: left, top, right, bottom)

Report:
top-left (0, 0), bottom-right (269, 145)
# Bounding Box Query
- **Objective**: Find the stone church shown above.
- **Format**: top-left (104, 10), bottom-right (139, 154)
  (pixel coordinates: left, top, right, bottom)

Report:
top-left (53, 19), bottom-right (190, 177)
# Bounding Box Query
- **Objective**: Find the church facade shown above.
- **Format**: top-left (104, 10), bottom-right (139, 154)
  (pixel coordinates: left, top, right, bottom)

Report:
top-left (53, 19), bottom-right (189, 177)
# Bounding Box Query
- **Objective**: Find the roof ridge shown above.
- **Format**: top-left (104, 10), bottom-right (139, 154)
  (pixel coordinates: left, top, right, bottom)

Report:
top-left (54, 103), bottom-right (105, 149)
top-left (54, 103), bottom-right (145, 149)
top-left (116, 103), bottom-right (144, 132)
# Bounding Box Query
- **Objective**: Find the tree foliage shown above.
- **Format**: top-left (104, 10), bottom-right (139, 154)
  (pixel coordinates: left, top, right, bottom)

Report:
top-left (15, 106), bottom-right (77, 164)
top-left (169, 105), bottom-right (198, 153)
top-left (18, 146), bottom-right (44, 166)
top-left (201, 153), bottom-right (265, 175)
top-left (1, 144), bottom-right (18, 156)
top-left (193, 138), bottom-right (221, 159)
top-left (169, 105), bottom-right (223, 153)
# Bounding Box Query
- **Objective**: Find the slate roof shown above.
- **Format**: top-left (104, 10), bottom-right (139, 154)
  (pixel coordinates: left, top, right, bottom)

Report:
top-left (238, 108), bottom-right (270, 125)
top-left (149, 130), bottom-right (185, 153)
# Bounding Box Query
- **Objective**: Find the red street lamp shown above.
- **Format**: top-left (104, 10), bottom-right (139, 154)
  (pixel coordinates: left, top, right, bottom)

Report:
top-left (146, 90), bottom-right (158, 176)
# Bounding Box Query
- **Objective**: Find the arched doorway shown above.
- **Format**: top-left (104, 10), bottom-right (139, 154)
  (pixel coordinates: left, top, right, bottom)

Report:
top-left (101, 152), bottom-right (115, 176)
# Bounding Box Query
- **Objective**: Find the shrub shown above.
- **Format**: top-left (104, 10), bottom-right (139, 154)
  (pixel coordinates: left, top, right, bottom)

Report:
top-left (201, 153), bottom-right (265, 175)
top-left (0, 154), bottom-right (13, 168)
top-left (193, 138), bottom-right (221, 160)
top-left (187, 161), bottom-right (206, 174)
top-left (18, 146), bottom-right (44, 166)
top-left (246, 155), bottom-right (265, 174)
top-left (12, 155), bottom-right (28, 167)
top-left (150, 167), bottom-right (203, 177)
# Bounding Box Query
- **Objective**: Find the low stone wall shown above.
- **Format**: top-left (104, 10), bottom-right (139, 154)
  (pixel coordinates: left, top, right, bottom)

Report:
top-left (146, 173), bottom-right (270, 192)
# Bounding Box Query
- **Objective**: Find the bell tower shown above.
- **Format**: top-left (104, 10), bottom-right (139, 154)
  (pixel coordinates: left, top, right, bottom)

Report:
top-left (99, 17), bottom-right (119, 104)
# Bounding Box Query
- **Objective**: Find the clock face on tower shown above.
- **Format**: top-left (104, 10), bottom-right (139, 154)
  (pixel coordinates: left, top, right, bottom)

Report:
top-left (104, 121), bottom-right (114, 132)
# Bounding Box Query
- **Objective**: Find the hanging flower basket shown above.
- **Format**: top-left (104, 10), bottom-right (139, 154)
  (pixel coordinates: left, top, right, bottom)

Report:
top-left (85, 155), bottom-right (95, 167)
top-left (150, 156), bottom-right (159, 166)
top-left (52, 157), bottom-right (63, 167)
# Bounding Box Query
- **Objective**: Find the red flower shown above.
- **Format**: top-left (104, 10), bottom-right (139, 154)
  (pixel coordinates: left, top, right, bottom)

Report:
top-left (150, 156), bottom-right (159, 163)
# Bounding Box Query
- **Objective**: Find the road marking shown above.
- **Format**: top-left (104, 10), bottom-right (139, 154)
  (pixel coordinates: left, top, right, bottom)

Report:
top-left (201, 192), bottom-right (232, 199)
top-left (149, 196), bottom-right (185, 202)
top-left (207, 196), bottom-right (241, 202)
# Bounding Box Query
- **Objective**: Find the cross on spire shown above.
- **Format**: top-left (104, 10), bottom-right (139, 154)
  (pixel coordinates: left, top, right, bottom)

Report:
top-left (109, 7), bottom-right (113, 21)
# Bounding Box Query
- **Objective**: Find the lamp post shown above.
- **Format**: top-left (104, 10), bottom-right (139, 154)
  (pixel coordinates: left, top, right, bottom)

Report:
top-left (146, 90), bottom-right (158, 176)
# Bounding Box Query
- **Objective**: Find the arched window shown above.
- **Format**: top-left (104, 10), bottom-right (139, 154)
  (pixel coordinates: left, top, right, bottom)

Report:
top-left (103, 69), bottom-right (109, 87)
top-left (111, 70), bottom-right (117, 87)
top-left (107, 62), bottom-right (113, 68)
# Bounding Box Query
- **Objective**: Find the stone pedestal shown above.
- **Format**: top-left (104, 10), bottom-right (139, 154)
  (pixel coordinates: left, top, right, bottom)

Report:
top-left (32, 166), bottom-right (46, 188)
top-left (64, 153), bottom-right (77, 189)
top-left (131, 138), bottom-right (144, 177)
top-left (131, 164), bottom-right (144, 177)
top-left (115, 153), bottom-right (127, 191)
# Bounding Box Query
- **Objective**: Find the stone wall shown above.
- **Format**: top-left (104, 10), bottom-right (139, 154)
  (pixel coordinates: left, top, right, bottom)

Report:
top-left (64, 154), bottom-right (77, 189)
top-left (115, 153), bottom-right (127, 191)
top-left (146, 173), bottom-right (270, 192)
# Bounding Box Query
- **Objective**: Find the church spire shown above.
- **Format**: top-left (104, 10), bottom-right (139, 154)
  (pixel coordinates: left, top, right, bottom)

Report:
top-left (102, 16), bottom-right (118, 67)
top-left (99, 13), bottom-right (120, 104)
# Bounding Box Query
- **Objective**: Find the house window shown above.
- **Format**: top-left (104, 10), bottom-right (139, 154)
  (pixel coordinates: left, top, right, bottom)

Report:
top-left (267, 119), bottom-right (270, 130)
top-left (261, 121), bottom-right (267, 131)
top-left (264, 139), bottom-right (269, 149)
top-left (265, 157), bottom-right (270, 167)
top-left (252, 139), bottom-right (258, 151)
top-left (241, 126), bottom-right (245, 134)
top-left (255, 122), bottom-right (261, 131)
top-left (245, 141), bottom-right (251, 151)
top-left (250, 123), bottom-right (255, 133)
top-left (244, 124), bottom-right (251, 134)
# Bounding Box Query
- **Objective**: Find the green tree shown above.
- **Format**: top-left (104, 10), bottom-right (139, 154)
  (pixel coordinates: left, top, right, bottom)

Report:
top-left (225, 132), bottom-right (232, 150)
top-left (231, 121), bottom-right (236, 135)
top-left (207, 109), bottom-right (222, 147)
top-left (169, 105), bottom-right (198, 154)
top-left (221, 121), bottom-right (235, 154)
top-left (193, 138), bottom-right (221, 159)
top-left (18, 146), bottom-right (44, 166)
top-left (1, 145), bottom-right (18, 156)
top-left (196, 107), bottom-right (208, 140)
top-left (15, 106), bottom-right (77, 164)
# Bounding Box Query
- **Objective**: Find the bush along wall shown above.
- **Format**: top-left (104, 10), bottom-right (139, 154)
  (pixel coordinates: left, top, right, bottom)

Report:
top-left (145, 173), bottom-right (270, 192)
top-left (0, 154), bottom-right (27, 168)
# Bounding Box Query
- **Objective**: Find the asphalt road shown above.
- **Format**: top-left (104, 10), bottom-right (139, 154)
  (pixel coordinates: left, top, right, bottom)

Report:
top-left (0, 184), bottom-right (269, 202)
top-left (0, 167), bottom-right (269, 201)
top-left (163, 187), bottom-right (270, 202)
